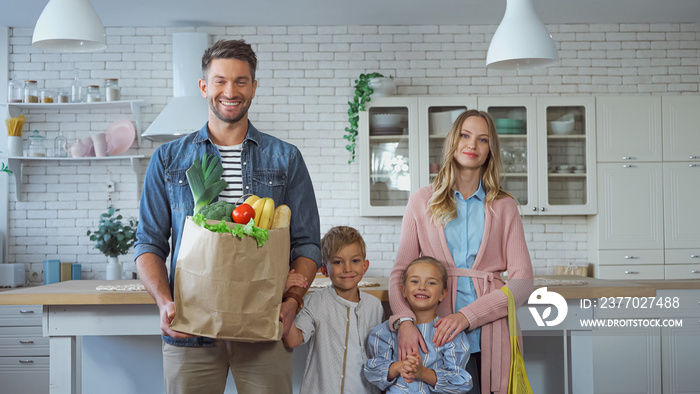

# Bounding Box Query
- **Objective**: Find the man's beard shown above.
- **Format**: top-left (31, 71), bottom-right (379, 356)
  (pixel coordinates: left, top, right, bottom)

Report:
top-left (210, 99), bottom-right (251, 124)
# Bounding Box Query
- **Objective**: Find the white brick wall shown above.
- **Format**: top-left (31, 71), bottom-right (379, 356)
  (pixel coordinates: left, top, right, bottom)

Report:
top-left (5, 23), bottom-right (699, 282)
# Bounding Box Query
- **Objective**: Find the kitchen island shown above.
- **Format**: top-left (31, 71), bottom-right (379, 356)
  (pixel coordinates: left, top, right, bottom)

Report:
top-left (1, 277), bottom-right (698, 394)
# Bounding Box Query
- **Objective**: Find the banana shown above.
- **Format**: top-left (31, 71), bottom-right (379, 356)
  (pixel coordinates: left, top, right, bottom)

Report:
top-left (251, 198), bottom-right (266, 226)
top-left (258, 198), bottom-right (276, 230)
top-left (271, 204), bottom-right (291, 229)
top-left (243, 194), bottom-right (260, 206)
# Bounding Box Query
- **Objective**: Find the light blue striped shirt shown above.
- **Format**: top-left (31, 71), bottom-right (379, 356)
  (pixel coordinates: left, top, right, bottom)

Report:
top-left (444, 184), bottom-right (485, 353)
top-left (364, 319), bottom-right (473, 393)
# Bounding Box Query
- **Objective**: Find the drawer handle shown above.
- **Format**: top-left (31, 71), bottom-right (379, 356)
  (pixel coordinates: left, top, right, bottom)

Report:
top-left (19, 310), bottom-right (35, 314)
top-left (622, 164), bottom-right (634, 168)
top-left (624, 271), bottom-right (639, 274)
top-left (691, 255), bottom-right (700, 258)
top-left (622, 156), bottom-right (633, 160)
top-left (691, 156), bottom-right (699, 159)
top-left (691, 270), bottom-right (700, 274)
top-left (624, 256), bottom-right (638, 259)
top-left (19, 360), bottom-right (34, 364)
top-left (691, 164), bottom-right (699, 168)
top-left (19, 340), bottom-right (35, 344)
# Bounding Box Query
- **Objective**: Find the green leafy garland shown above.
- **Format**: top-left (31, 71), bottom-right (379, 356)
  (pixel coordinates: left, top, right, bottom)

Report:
top-left (345, 72), bottom-right (386, 164)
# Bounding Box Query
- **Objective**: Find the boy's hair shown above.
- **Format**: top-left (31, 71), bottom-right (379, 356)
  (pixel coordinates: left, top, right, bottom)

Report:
top-left (321, 226), bottom-right (366, 265)
top-left (401, 256), bottom-right (448, 290)
top-left (201, 39), bottom-right (257, 81)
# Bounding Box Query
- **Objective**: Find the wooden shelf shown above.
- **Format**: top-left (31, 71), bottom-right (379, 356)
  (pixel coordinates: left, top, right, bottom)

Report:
top-left (4, 155), bottom-right (147, 202)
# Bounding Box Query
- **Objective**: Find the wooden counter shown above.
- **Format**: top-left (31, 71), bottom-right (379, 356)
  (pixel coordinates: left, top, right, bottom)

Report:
top-left (2, 276), bottom-right (698, 306)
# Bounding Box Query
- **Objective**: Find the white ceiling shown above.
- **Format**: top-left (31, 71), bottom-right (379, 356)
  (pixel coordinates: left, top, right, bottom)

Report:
top-left (3, 0), bottom-right (700, 29)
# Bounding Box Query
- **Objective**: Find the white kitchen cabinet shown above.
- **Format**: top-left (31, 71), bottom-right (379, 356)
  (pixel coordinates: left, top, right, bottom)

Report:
top-left (596, 96), bottom-right (662, 162)
top-left (662, 96), bottom-right (700, 162)
top-left (478, 96), bottom-right (597, 215)
top-left (417, 96), bottom-right (476, 186)
top-left (660, 289), bottom-right (700, 394)
top-left (591, 326), bottom-right (662, 394)
top-left (359, 97), bottom-right (420, 216)
top-left (0, 305), bottom-right (48, 394)
top-left (595, 96), bottom-right (700, 279)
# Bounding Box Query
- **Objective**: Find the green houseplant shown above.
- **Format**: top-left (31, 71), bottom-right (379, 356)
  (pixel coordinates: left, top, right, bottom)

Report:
top-left (87, 206), bottom-right (138, 280)
top-left (345, 72), bottom-right (392, 164)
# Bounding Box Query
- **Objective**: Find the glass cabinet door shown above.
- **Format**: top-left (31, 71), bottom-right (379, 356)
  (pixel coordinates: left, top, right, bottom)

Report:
top-left (537, 97), bottom-right (597, 214)
top-left (478, 97), bottom-right (538, 213)
top-left (359, 97), bottom-right (419, 216)
top-left (418, 96), bottom-right (476, 187)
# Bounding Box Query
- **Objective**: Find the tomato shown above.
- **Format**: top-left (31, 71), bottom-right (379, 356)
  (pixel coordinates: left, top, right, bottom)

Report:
top-left (232, 203), bottom-right (256, 224)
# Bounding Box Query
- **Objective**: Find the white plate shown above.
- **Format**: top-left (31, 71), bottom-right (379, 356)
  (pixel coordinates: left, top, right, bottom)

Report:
top-left (105, 119), bottom-right (136, 156)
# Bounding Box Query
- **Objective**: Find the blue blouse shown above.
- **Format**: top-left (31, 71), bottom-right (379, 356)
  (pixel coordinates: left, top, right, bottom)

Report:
top-left (444, 184), bottom-right (485, 353)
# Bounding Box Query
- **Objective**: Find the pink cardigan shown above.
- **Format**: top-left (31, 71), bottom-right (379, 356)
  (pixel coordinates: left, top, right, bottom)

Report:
top-left (389, 185), bottom-right (534, 394)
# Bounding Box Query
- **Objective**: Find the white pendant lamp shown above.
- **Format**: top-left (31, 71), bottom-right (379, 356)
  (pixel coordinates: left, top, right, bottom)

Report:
top-left (32, 0), bottom-right (107, 52)
top-left (486, 0), bottom-right (558, 70)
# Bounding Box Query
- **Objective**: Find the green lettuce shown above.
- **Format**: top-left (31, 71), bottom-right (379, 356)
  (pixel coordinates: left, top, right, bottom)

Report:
top-left (192, 214), bottom-right (269, 247)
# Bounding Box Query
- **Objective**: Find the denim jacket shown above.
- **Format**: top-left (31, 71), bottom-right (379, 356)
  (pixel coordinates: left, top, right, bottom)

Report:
top-left (134, 122), bottom-right (321, 346)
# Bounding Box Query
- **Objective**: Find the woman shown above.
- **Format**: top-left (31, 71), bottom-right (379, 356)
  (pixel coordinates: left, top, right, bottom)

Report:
top-left (388, 109), bottom-right (534, 394)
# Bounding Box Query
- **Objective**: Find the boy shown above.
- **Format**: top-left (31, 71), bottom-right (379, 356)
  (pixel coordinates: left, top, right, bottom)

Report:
top-left (284, 226), bottom-right (384, 394)
top-left (365, 257), bottom-right (472, 393)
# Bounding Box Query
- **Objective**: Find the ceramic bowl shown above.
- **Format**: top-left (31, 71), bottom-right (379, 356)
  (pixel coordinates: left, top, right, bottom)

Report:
top-left (549, 113), bottom-right (575, 135)
top-left (370, 113), bottom-right (406, 129)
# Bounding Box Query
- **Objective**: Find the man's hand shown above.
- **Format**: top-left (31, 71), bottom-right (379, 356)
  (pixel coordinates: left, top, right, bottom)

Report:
top-left (433, 312), bottom-right (469, 347)
top-left (397, 321), bottom-right (428, 360)
top-left (160, 301), bottom-right (195, 339)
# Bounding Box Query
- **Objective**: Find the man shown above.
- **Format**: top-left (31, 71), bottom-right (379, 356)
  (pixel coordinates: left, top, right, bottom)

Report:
top-left (134, 39), bottom-right (321, 394)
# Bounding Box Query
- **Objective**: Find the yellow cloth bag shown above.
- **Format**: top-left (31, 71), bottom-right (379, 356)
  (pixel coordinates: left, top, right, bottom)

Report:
top-left (501, 286), bottom-right (534, 394)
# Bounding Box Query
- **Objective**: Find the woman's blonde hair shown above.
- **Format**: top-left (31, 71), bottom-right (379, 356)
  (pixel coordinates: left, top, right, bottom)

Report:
top-left (429, 109), bottom-right (513, 226)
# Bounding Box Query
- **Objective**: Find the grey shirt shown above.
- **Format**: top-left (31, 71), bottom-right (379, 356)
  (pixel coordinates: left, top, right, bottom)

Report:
top-left (295, 285), bottom-right (384, 394)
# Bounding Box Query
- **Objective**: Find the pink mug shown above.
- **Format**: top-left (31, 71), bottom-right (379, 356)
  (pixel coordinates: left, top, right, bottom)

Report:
top-left (91, 133), bottom-right (112, 157)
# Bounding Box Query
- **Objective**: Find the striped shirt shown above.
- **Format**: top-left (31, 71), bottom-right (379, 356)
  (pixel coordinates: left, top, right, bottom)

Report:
top-left (365, 319), bottom-right (472, 393)
top-left (215, 143), bottom-right (243, 203)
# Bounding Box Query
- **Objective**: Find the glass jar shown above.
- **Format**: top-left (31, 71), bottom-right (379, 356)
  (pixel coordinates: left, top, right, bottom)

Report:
top-left (7, 77), bottom-right (23, 103)
top-left (40, 89), bottom-right (55, 103)
top-left (104, 78), bottom-right (120, 101)
top-left (53, 130), bottom-right (68, 157)
top-left (57, 89), bottom-right (70, 103)
top-left (27, 129), bottom-right (46, 157)
top-left (23, 80), bottom-right (39, 103)
top-left (86, 85), bottom-right (101, 102)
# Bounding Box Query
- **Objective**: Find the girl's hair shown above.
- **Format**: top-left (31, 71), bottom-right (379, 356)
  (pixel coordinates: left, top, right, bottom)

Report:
top-left (401, 256), bottom-right (448, 290)
top-left (201, 39), bottom-right (258, 81)
top-left (321, 226), bottom-right (366, 265)
top-left (428, 109), bottom-right (513, 226)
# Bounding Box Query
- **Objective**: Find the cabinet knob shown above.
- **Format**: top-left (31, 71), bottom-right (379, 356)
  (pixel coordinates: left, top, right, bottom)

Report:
top-left (19, 340), bottom-right (34, 344)
top-left (624, 271), bottom-right (639, 274)
top-left (532, 207), bottom-right (537, 211)
top-left (19, 310), bottom-right (34, 314)
top-left (624, 256), bottom-right (638, 259)
top-left (19, 360), bottom-right (34, 364)
top-left (540, 207), bottom-right (545, 211)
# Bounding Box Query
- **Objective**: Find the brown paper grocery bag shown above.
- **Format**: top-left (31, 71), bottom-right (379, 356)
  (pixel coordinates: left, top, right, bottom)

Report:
top-left (170, 217), bottom-right (290, 342)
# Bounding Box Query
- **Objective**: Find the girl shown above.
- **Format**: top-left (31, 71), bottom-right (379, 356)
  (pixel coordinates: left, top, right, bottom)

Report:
top-left (388, 110), bottom-right (534, 394)
top-left (365, 257), bottom-right (472, 393)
